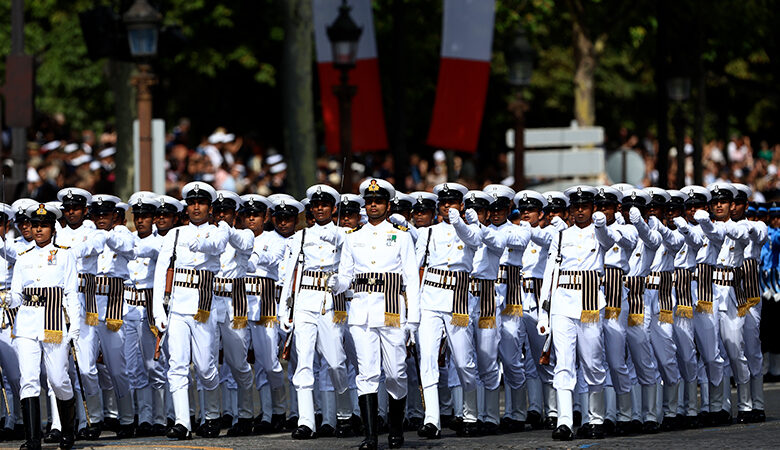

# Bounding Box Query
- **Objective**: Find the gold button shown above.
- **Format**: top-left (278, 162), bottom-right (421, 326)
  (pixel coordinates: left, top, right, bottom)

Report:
top-left (371, 246), bottom-right (376, 250)
top-left (319, 246), bottom-right (322, 249)
top-left (371, 261), bottom-right (376, 265)
top-left (447, 244), bottom-right (452, 248)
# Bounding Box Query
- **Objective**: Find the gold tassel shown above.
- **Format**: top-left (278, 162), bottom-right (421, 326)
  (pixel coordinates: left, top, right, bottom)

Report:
top-left (258, 316), bottom-right (278, 327)
top-left (232, 316), bottom-right (248, 329)
top-left (194, 309), bottom-right (210, 323)
top-left (580, 310), bottom-right (600, 323)
top-left (627, 313), bottom-right (644, 327)
top-left (695, 300), bottom-right (713, 314)
top-left (659, 310), bottom-right (674, 324)
top-left (85, 312), bottom-right (99, 326)
top-left (737, 303), bottom-right (750, 317)
top-left (43, 329), bottom-right (63, 344)
top-left (748, 297), bottom-right (761, 308)
top-left (450, 313), bottom-right (469, 327)
top-left (333, 311), bottom-right (348, 324)
top-left (148, 325), bottom-right (159, 337)
top-left (384, 312), bottom-right (400, 328)
top-left (105, 318), bottom-right (123, 332)
top-left (604, 306), bottom-right (621, 320)
top-left (501, 304), bottom-right (523, 317)
top-left (478, 316), bottom-right (495, 329)
top-left (675, 305), bottom-right (693, 319)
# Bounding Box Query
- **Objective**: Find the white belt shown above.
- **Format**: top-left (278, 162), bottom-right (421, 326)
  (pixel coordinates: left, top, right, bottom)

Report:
top-left (301, 275), bottom-right (328, 288)
top-left (713, 271), bottom-right (734, 281)
top-left (424, 271), bottom-right (458, 287)
top-left (96, 285), bottom-right (110, 295)
top-left (557, 274), bottom-right (582, 285)
top-left (522, 279), bottom-right (535, 289)
top-left (646, 275), bottom-right (661, 285)
top-left (174, 272), bottom-right (200, 284)
top-left (214, 281), bottom-right (233, 293)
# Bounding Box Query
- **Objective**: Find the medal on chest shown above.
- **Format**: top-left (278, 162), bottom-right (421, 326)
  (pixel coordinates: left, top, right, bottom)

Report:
top-left (48, 249), bottom-right (58, 265)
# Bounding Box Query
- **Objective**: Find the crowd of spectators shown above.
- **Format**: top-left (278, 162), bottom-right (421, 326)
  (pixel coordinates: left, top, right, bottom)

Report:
top-left (6, 114), bottom-right (780, 204)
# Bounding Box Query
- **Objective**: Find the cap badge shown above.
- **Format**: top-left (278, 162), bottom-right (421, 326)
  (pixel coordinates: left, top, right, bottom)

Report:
top-left (492, 193), bottom-right (498, 199)
top-left (599, 188), bottom-right (605, 196)
top-left (218, 193), bottom-right (224, 202)
top-left (368, 180), bottom-right (380, 192)
top-left (136, 198), bottom-right (143, 206)
top-left (193, 184), bottom-right (200, 194)
top-left (36, 204), bottom-right (47, 216)
top-left (316, 186), bottom-right (322, 195)
top-left (160, 197), bottom-right (166, 205)
top-left (523, 193), bottom-right (528, 201)
top-left (280, 200), bottom-right (286, 208)
top-left (67, 190), bottom-right (73, 199)
top-left (96, 197), bottom-right (103, 206)
top-left (714, 185), bottom-right (720, 193)
top-left (417, 195), bottom-right (423, 203)
top-left (688, 189), bottom-right (694, 197)
top-left (547, 195), bottom-right (553, 202)
top-left (248, 198), bottom-right (255, 206)
top-left (577, 187), bottom-right (582, 195)
top-left (342, 197), bottom-right (349, 205)
top-left (443, 184), bottom-right (450, 192)
top-left (631, 192), bottom-right (637, 200)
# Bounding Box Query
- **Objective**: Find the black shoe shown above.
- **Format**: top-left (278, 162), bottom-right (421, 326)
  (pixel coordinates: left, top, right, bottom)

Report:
top-left (417, 423), bottom-right (440, 439)
top-left (115, 424), bottom-right (135, 439)
top-left (20, 397), bottom-right (42, 450)
top-left (660, 415), bottom-right (677, 432)
top-left (500, 417), bottom-right (525, 433)
top-left (404, 417), bottom-right (422, 432)
top-left (573, 410), bottom-right (582, 427)
top-left (227, 418), bottom-right (253, 437)
top-left (588, 423), bottom-right (605, 439)
top-left (543, 416), bottom-right (558, 430)
top-left (136, 422), bottom-right (153, 437)
top-left (166, 423), bottom-right (192, 440)
top-left (684, 415), bottom-right (699, 429)
top-left (318, 423), bottom-right (335, 437)
top-left (376, 415), bottom-right (388, 434)
top-left (0, 426), bottom-right (15, 441)
top-left (350, 414), bottom-right (364, 435)
top-left (448, 415), bottom-right (463, 432)
top-left (456, 421), bottom-right (479, 437)
top-left (253, 419), bottom-right (273, 435)
top-left (270, 413), bottom-right (286, 432)
top-left (642, 420), bottom-right (660, 434)
top-left (198, 418), bottom-right (221, 438)
top-left (714, 410), bottom-right (732, 426)
top-left (629, 419), bottom-right (643, 434)
top-left (315, 413), bottom-right (323, 431)
top-left (151, 423), bottom-right (167, 436)
top-left (220, 414), bottom-right (233, 429)
top-left (358, 393), bottom-right (379, 450)
top-left (614, 420), bottom-right (632, 436)
top-left (284, 416), bottom-right (299, 431)
top-left (736, 411), bottom-right (750, 424)
top-left (103, 417), bottom-right (120, 433)
top-left (85, 421), bottom-right (102, 440)
top-left (387, 396), bottom-right (405, 449)
top-left (335, 418), bottom-right (353, 438)
top-left (43, 429), bottom-right (61, 444)
top-left (527, 410), bottom-right (543, 430)
top-left (552, 424), bottom-right (574, 441)
top-left (576, 422), bottom-right (592, 438)
top-left (75, 428), bottom-right (88, 441)
top-left (750, 409), bottom-right (766, 423)
top-left (291, 425), bottom-right (316, 440)
top-left (603, 419), bottom-right (615, 436)
top-left (480, 420), bottom-right (499, 435)
top-left (56, 397), bottom-right (75, 450)
top-left (440, 413), bottom-right (454, 429)
top-left (190, 415), bottom-right (200, 434)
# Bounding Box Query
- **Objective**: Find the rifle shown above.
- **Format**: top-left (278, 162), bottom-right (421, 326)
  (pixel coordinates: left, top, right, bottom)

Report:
top-left (281, 228), bottom-right (306, 361)
top-left (419, 227), bottom-right (432, 287)
top-left (539, 229), bottom-right (563, 365)
top-left (62, 306), bottom-right (90, 426)
top-left (155, 229), bottom-right (179, 361)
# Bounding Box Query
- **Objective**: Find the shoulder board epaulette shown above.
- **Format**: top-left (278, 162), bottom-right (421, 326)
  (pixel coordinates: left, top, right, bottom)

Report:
top-left (18, 245), bottom-right (35, 256)
top-left (393, 223), bottom-right (409, 232)
top-left (345, 225), bottom-right (363, 234)
top-left (54, 244), bottom-right (70, 249)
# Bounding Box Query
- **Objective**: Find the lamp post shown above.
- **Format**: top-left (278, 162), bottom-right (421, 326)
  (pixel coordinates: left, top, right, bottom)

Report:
top-left (327, 0), bottom-right (362, 193)
top-left (667, 76), bottom-right (690, 189)
top-left (506, 25), bottom-right (534, 191)
top-left (123, 0), bottom-right (161, 192)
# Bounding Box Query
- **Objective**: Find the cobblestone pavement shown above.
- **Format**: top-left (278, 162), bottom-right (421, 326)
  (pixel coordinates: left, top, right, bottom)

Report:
top-left (2, 383), bottom-right (779, 449)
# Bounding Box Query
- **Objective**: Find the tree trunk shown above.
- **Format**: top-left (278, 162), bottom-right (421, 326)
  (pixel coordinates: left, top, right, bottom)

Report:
top-left (572, 18), bottom-right (597, 126)
top-left (108, 59), bottom-right (136, 199)
top-left (281, 0), bottom-right (316, 198)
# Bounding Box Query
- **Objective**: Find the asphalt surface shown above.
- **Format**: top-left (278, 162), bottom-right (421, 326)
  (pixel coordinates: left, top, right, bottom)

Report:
top-left (3, 382), bottom-right (780, 449)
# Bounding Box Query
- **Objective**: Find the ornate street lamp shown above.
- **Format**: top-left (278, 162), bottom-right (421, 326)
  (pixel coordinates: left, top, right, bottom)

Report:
top-left (327, 0), bottom-right (362, 192)
top-left (506, 25), bottom-right (534, 191)
top-left (124, 0), bottom-right (162, 191)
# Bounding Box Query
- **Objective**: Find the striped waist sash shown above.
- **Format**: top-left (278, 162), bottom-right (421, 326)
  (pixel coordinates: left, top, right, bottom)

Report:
top-left (353, 272), bottom-right (404, 327)
top-left (22, 286), bottom-right (64, 343)
top-left (558, 270), bottom-right (601, 323)
top-left (674, 268), bottom-right (695, 319)
top-left (96, 276), bottom-right (125, 332)
top-left (173, 268), bottom-right (215, 323)
top-left (470, 277), bottom-right (496, 329)
top-left (246, 276), bottom-right (277, 327)
top-left (603, 267), bottom-right (624, 319)
top-left (213, 276), bottom-right (248, 329)
top-left (78, 273), bottom-right (98, 326)
top-left (741, 259), bottom-right (761, 309)
top-left (648, 271), bottom-right (674, 324)
top-left (625, 276), bottom-right (645, 327)
top-left (124, 287), bottom-right (158, 336)
top-left (696, 263), bottom-right (714, 314)
top-left (498, 264), bottom-right (523, 316)
top-left (424, 267), bottom-right (470, 327)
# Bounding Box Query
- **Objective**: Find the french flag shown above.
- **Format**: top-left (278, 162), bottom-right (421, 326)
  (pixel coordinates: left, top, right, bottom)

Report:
top-left (427, 0), bottom-right (495, 153)
top-left (313, 0), bottom-right (388, 154)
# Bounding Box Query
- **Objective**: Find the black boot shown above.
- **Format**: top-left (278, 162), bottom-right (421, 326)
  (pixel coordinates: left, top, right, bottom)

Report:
top-left (358, 393), bottom-right (378, 450)
top-left (387, 396), bottom-right (405, 449)
top-left (20, 397), bottom-right (42, 450)
top-left (56, 397), bottom-right (76, 450)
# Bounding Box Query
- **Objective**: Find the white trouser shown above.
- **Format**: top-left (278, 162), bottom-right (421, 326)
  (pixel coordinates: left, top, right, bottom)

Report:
top-left (215, 313), bottom-right (254, 393)
top-left (123, 317), bottom-right (150, 390)
top-left (95, 321), bottom-right (132, 402)
top-left (473, 302), bottom-right (501, 390)
top-left (139, 315), bottom-right (167, 390)
top-left (673, 316), bottom-right (698, 383)
top-left (717, 286), bottom-right (750, 386)
top-left (74, 321), bottom-right (100, 397)
top-left (743, 300), bottom-right (763, 378)
top-left (405, 348), bottom-right (424, 419)
top-left (603, 293), bottom-right (633, 394)
top-left (292, 309), bottom-right (347, 393)
top-left (626, 296), bottom-right (659, 386)
top-left (648, 315), bottom-right (680, 385)
top-left (0, 326), bottom-right (21, 406)
top-left (250, 323), bottom-right (285, 389)
top-left (522, 308), bottom-right (555, 384)
top-left (15, 337), bottom-right (73, 401)
top-left (498, 313), bottom-right (527, 390)
top-left (551, 313), bottom-right (606, 392)
top-left (349, 324), bottom-right (407, 399)
top-left (418, 309), bottom-right (478, 392)
top-left (693, 286), bottom-right (724, 387)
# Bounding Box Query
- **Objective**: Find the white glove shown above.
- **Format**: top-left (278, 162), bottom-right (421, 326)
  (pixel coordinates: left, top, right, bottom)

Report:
top-left (389, 214), bottom-right (408, 228)
top-left (672, 216), bottom-right (688, 231)
top-left (280, 318), bottom-right (293, 333)
top-left (155, 316), bottom-right (168, 332)
top-left (67, 324), bottom-right (80, 343)
top-left (448, 208), bottom-right (462, 225)
top-left (648, 215), bottom-right (660, 230)
top-left (327, 274), bottom-right (338, 291)
top-left (465, 209), bottom-right (479, 225)
top-left (518, 220), bottom-right (532, 228)
top-left (551, 215), bottom-right (566, 229)
top-left (319, 228), bottom-right (338, 244)
top-left (536, 315), bottom-right (550, 336)
top-left (615, 213), bottom-right (625, 225)
top-left (694, 209), bottom-right (710, 223)
top-left (592, 211), bottom-right (606, 228)
top-left (188, 238), bottom-right (202, 253)
top-left (404, 322), bottom-right (419, 342)
top-left (629, 207), bottom-right (643, 224)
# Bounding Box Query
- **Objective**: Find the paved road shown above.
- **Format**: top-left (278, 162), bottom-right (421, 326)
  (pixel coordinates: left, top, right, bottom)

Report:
top-left (3, 382), bottom-right (780, 449)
